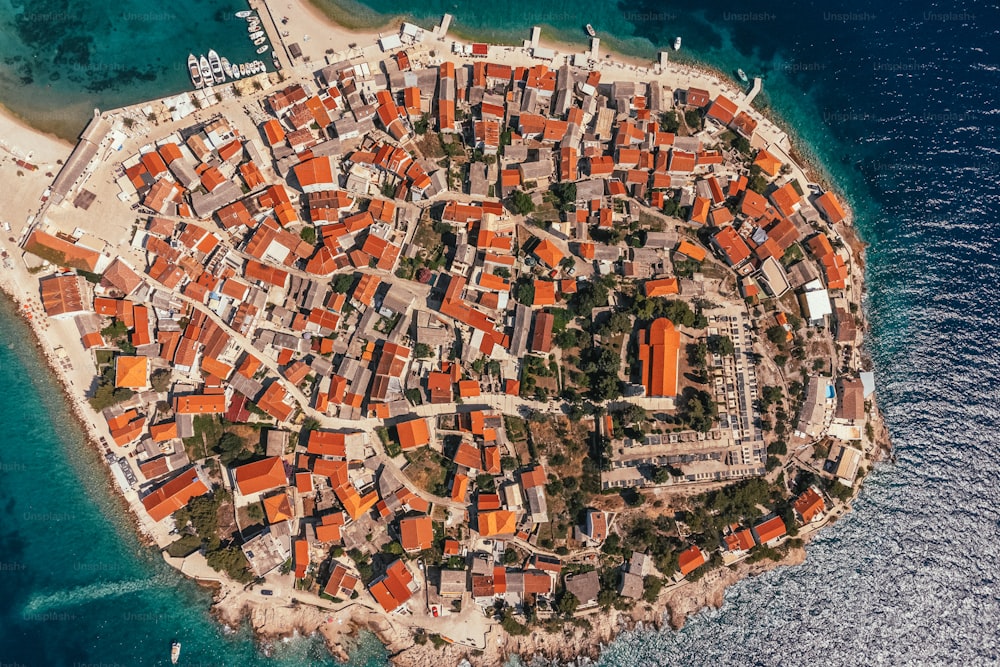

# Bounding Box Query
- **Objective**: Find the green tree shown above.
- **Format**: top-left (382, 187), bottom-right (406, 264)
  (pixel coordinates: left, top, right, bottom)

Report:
top-left (707, 335), bottom-right (735, 356)
top-left (557, 592), bottom-right (579, 617)
top-left (333, 274), bottom-right (355, 293)
top-left (509, 190), bottom-right (535, 215)
top-left (413, 343), bottom-right (433, 359)
top-left (299, 226), bottom-right (317, 244)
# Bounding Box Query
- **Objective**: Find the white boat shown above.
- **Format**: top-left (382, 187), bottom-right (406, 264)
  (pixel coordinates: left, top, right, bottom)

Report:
top-left (208, 49), bottom-right (224, 83)
top-left (235, 10), bottom-right (253, 18)
top-left (673, 36), bottom-right (682, 51)
top-left (253, 37), bottom-right (266, 46)
top-left (585, 24), bottom-right (596, 38)
top-left (257, 45), bottom-right (269, 54)
top-left (188, 53), bottom-right (203, 88)
top-left (199, 55), bottom-right (213, 84)
top-left (249, 30), bottom-right (265, 40)
top-left (221, 57), bottom-right (232, 79)
top-left (248, 21), bottom-right (261, 32)
top-left (737, 68), bottom-right (748, 83)
top-left (170, 641), bottom-right (181, 665)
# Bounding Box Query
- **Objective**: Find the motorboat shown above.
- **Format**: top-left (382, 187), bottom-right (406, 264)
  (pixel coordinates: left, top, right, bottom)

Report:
top-left (235, 10), bottom-right (252, 18)
top-left (249, 30), bottom-right (265, 39)
top-left (188, 53), bottom-right (203, 88)
top-left (170, 641), bottom-right (181, 665)
top-left (221, 57), bottom-right (233, 79)
top-left (257, 45), bottom-right (269, 54)
top-left (585, 24), bottom-right (596, 38)
top-left (673, 36), bottom-right (682, 50)
top-left (208, 49), bottom-right (224, 83)
top-left (737, 68), bottom-right (748, 83)
top-left (253, 36), bottom-right (266, 46)
top-left (199, 55), bottom-right (213, 84)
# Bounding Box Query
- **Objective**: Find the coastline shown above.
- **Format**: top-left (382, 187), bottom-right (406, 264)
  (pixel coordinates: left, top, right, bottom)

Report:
top-left (0, 5), bottom-right (893, 667)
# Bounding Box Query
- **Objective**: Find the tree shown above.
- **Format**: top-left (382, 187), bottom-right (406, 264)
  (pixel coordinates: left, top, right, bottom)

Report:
top-left (557, 592), bottom-right (579, 617)
top-left (413, 343), bottom-right (433, 359)
top-left (659, 110), bottom-right (680, 133)
top-left (214, 431), bottom-right (246, 465)
top-left (333, 273), bottom-right (355, 293)
top-left (503, 549), bottom-right (520, 565)
top-left (150, 368), bottom-right (172, 393)
top-left (509, 189), bottom-right (535, 215)
top-left (299, 226), bottom-right (317, 244)
top-left (766, 325), bottom-right (788, 345)
top-left (707, 335), bottom-right (735, 356)
top-left (514, 279), bottom-right (535, 306)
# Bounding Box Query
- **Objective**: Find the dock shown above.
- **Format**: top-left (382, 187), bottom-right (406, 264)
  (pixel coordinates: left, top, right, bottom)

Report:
top-left (745, 77), bottom-right (763, 106)
top-left (247, 0), bottom-right (292, 72)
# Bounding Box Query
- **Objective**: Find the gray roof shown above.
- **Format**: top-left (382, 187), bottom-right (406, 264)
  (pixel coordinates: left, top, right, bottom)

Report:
top-left (564, 570), bottom-right (600, 604)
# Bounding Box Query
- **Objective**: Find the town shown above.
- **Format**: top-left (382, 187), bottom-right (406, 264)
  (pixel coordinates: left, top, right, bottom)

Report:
top-left (13, 12), bottom-right (882, 652)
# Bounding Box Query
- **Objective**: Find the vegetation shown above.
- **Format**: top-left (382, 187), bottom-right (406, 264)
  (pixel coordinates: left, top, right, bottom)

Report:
top-left (509, 190), bottom-right (535, 215)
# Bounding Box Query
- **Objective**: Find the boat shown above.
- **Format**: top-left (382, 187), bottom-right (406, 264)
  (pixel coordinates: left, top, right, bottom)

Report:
top-left (208, 49), bottom-right (224, 83)
top-left (673, 36), bottom-right (681, 51)
top-left (187, 53), bottom-right (203, 88)
top-left (199, 55), bottom-right (213, 85)
top-left (585, 24), bottom-right (596, 38)
top-left (235, 10), bottom-right (253, 18)
top-left (221, 57), bottom-right (233, 79)
top-left (170, 641), bottom-right (181, 664)
top-left (249, 30), bottom-right (265, 39)
top-left (737, 68), bottom-right (748, 83)
top-left (257, 45), bottom-right (269, 54)
top-left (253, 37), bottom-right (266, 46)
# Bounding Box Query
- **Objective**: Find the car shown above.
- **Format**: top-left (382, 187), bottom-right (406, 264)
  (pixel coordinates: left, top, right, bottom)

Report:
top-left (431, 606), bottom-right (439, 617)
top-left (260, 589), bottom-right (273, 596)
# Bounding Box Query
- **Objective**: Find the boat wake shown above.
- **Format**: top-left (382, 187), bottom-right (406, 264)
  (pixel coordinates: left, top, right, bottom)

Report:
top-left (22, 575), bottom-right (167, 616)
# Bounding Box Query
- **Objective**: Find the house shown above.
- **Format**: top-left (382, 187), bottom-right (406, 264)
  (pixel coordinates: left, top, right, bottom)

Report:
top-left (368, 559), bottom-right (417, 613)
top-left (752, 515), bottom-right (787, 546)
top-left (677, 545), bottom-right (706, 576)
top-left (399, 515), bottom-right (434, 552)
top-left (232, 457), bottom-right (287, 497)
top-left (518, 465), bottom-right (548, 524)
top-left (115, 356), bottom-right (149, 389)
top-left (637, 318), bottom-right (680, 398)
top-left (564, 570), bottom-right (600, 607)
top-left (814, 191), bottom-right (847, 224)
top-left (793, 487), bottom-right (826, 524)
top-left (39, 273), bottom-right (91, 319)
top-left (476, 510), bottom-right (517, 537)
top-left (583, 509), bottom-right (607, 544)
top-left (140, 468), bottom-right (210, 522)
top-left (396, 417), bottom-right (431, 450)
top-left (438, 569), bottom-right (468, 597)
top-left (836, 377), bottom-right (865, 422)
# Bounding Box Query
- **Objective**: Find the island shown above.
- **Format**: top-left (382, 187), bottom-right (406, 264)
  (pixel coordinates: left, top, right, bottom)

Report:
top-left (0, 4), bottom-right (890, 665)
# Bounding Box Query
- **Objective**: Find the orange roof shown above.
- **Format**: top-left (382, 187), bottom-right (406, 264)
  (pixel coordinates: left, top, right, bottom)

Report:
top-left (754, 516), bottom-right (787, 544)
top-left (770, 182), bottom-right (801, 217)
top-left (638, 318), bottom-right (680, 398)
top-left (233, 457), bottom-right (287, 496)
top-left (141, 468), bottom-right (210, 522)
top-left (307, 430), bottom-right (348, 457)
top-left (315, 512), bottom-right (345, 543)
top-left (690, 197), bottom-right (711, 225)
top-left (399, 515), bottom-right (434, 552)
top-left (741, 190), bottom-right (769, 219)
top-left (149, 421), bottom-right (177, 442)
top-left (532, 280), bottom-right (557, 307)
top-left (115, 356), bottom-right (148, 388)
top-left (262, 119), bottom-right (286, 146)
top-left (263, 492), bottom-right (294, 523)
top-left (675, 239), bottom-right (707, 262)
top-left (25, 231), bottom-right (100, 272)
top-left (336, 485), bottom-right (379, 521)
top-left (753, 149), bottom-right (783, 177)
top-left (644, 278), bottom-right (679, 297)
top-left (368, 559), bottom-right (414, 613)
top-left (396, 417), bottom-right (430, 450)
top-left (477, 510), bottom-right (517, 537)
top-left (815, 191), bottom-right (847, 224)
top-left (457, 380), bottom-right (481, 398)
top-left (504, 379), bottom-right (520, 396)
top-left (678, 545), bottom-right (706, 575)
top-left (174, 394), bottom-right (227, 415)
top-left (451, 473), bottom-right (470, 503)
top-left (533, 239), bottom-right (565, 268)
top-left (794, 487), bottom-right (826, 523)
top-left (293, 539), bottom-right (309, 579)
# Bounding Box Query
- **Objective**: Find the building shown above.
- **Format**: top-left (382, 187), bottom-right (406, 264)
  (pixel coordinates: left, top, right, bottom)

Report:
top-left (232, 457), bottom-right (287, 496)
top-left (677, 545), bottom-right (706, 576)
top-left (637, 318), bottom-right (680, 398)
top-left (399, 515), bottom-right (434, 552)
top-left (793, 487), bottom-right (826, 523)
top-left (395, 417), bottom-right (430, 450)
top-left (752, 515), bottom-right (787, 546)
top-left (140, 468), bottom-right (210, 522)
top-left (368, 559), bottom-right (417, 613)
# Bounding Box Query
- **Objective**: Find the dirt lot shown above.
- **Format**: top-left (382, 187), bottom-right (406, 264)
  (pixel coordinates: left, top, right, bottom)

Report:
top-left (403, 447), bottom-right (450, 497)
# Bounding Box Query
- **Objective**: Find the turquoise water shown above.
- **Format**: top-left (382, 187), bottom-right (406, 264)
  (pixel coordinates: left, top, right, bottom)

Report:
top-left (0, 295), bottom-right (388, 665)
top-left (0, 0), bottom-right (269, 138)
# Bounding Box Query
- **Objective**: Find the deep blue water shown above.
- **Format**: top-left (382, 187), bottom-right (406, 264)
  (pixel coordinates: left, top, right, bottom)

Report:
top-left (2, 0), bottom-right (999, 664)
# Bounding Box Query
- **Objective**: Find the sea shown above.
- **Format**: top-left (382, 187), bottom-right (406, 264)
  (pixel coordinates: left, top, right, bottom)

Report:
top-left (1, 0), bottom-right (998, 665)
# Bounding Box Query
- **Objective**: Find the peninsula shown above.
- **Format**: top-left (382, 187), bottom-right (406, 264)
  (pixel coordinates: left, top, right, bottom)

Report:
top-left (0, 3), bottom-right (890, 664)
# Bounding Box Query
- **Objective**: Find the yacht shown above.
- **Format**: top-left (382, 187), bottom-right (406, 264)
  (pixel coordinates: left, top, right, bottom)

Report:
top-left (187, 54), bottom-right (203, 88)
top-left (673, 36), bottom-right (682, 50)
top-left (221, 57), bottom-right (233, 79)
top-left (199, 55), bottom-right (213, 84)
top-left (208, 49), bottom-right (224, 83)
top-left (737, 68), bottom-right (748, 83)
top-left (235, 10), bottom-right (253, 18)
top-left (170, 641), bottom-right (181, 665)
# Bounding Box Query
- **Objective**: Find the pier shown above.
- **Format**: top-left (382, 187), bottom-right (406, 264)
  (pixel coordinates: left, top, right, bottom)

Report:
top-left (247, 0), bottom-right (293, 73)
